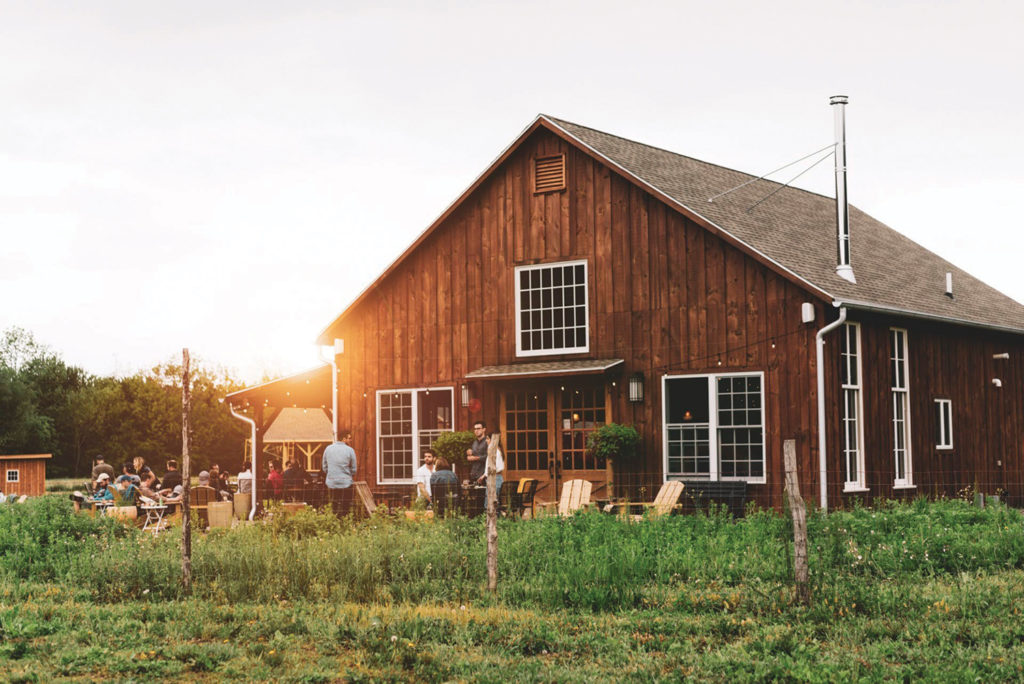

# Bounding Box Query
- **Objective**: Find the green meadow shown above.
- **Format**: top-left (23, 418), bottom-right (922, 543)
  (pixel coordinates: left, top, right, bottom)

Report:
top-left (2, 497), bottom-right (1024, 682)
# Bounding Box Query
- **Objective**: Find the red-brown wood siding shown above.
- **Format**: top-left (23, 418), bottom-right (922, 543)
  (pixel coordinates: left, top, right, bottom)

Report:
top-left (2, 459), bottom-right (47, 497)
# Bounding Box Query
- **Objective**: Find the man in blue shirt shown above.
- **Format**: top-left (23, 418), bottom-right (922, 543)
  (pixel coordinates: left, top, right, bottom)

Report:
top-left (322, 428), bottom-right (358, 518)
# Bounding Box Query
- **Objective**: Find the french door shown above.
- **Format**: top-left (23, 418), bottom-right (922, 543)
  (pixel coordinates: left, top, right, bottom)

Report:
top-left (501, 383), bottom-right (608, 502)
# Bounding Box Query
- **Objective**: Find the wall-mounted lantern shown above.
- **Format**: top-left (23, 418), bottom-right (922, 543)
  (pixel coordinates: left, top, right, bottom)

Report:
top-left (461, 383), bottom-right (471, 407)
top-left (628, 372), bottom-right (645, 403)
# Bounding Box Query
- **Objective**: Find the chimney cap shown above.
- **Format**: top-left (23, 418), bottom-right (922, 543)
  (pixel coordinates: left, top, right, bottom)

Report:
top-left (830, 95), bottom-right (849, 105)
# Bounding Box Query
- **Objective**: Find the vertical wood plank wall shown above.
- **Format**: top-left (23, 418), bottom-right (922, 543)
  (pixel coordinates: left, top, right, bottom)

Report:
top-left (328, 127), bottom-right (1024, 509)
top-left (2, 459), bottom-right (46, 497)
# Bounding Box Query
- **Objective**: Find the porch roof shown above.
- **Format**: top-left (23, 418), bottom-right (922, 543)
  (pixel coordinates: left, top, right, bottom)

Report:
top-left (465, 358), bottom-right (624, 380)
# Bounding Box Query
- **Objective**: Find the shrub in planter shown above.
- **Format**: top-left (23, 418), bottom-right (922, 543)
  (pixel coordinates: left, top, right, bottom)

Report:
top-left (586, 423), bottom-right (641, 462)
top-left (431, 430), bottom-right (475, 467)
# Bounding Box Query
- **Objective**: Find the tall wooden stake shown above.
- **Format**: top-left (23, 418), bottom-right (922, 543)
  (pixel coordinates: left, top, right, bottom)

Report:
top-left (783, 439), bottom-right (810, 605)
top-left (486, 432), bottom-right (500, 593)
top-left (181, 349), bottom-right (192, 593)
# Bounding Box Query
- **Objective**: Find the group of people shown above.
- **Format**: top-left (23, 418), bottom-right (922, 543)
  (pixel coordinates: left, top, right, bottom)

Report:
top-left (75, 455), bottom-right (250, 514)
top-left (414, 420), bottom-right (505, 513)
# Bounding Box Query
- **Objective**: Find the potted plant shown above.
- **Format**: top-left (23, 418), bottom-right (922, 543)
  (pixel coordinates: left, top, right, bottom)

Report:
top-left (431, 430), bottom-right (475, 478)
top-left (587, 423), bottom-right (641, 497)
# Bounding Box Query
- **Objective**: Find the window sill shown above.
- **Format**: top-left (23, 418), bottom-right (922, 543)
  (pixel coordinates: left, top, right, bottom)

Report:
top-left (843, 486), bottom-right (870, 493)
top-left (893, 484), bottom-right (917, 490)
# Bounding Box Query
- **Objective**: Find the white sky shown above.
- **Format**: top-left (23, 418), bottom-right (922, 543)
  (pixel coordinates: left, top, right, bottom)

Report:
top-left (2, 0), bottom-right (1022, 383)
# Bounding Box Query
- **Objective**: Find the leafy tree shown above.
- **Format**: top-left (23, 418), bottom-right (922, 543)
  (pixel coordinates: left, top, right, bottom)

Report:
top-left (0, 364), bottom-right (54, 454)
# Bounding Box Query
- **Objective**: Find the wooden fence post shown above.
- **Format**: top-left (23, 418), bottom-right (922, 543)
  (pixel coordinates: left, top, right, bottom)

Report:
top-left (486, 432), bottom-right (500, 593)
top-left (181, 349), bottom-right (192, 594)
top-left (783, 439), bottom-right (810, 605)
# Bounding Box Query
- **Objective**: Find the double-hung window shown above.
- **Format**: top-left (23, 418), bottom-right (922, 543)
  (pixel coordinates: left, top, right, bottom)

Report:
top-left (840, 322), bottom-right (866, 490)
top-left (890, 328), bottom-right (913, 487)
top-left (515, 260), bottom-right (589, 356)
top-left (662, 372), bottom-right (765, 483)
top-left (377, 387), bottom-right (454, 484)
top-left (935, 399), bottom-right (953, 450)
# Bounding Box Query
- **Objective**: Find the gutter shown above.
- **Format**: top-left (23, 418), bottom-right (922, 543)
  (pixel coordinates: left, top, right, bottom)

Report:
top-left (833, 298), bottom-right (1024, 337)
top-left (816, 305), bottom-right (847, 512)
top-left (227, 403), bottom-right (259, 521)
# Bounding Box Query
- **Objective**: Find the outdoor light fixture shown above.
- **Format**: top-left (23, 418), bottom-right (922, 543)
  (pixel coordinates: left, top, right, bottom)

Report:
top-left (461, 383), bottom-right (470, 407)
top-left (628, 372), bottom-right (644, 403)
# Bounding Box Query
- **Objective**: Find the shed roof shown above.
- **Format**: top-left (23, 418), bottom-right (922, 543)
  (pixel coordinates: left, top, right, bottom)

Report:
top-left (467, 359), bottom-right (624, 380)
top-left (0, 454), bottom-right (52, 460)
top-left (319, 115), bottom-right (1024, 340)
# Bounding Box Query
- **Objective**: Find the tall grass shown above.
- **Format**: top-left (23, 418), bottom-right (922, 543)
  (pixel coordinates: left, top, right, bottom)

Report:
top-left (2, 496), bottom-right (1022, 612)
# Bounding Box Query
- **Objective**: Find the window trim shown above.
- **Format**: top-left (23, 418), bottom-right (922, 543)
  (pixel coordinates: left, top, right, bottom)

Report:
top-left (841, 322), bottom-right (867, 492)
top-left (6, 469), bottom-right (19, 483)
top-left (375, 386), bottom-right (455, 485)
top-left (890, 328), bottom-right (913, 487)
top-left (514, 259), bottom-right (590, 357)
top-left (935, 398), bottom-right (954, 450)
top-left (661, 371), bottom-right (767, 485)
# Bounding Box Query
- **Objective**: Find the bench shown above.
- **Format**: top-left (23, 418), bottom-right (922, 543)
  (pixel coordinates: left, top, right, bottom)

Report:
top-left (677, 480), bottom-right (748, 518)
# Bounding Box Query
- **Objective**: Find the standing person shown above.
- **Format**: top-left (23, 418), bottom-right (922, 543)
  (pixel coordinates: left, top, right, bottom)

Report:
top-left (91, 455), bottom-right (114, 485)
top-left (161, 460), bottom-right (182, 494)
top-left (322, 429), bottom-right (357, 518)
top-left (282, 460), bottom-right (309, 501)
top-left (266, 461), bottom-right (284, 499)
top-left (414, 450), bottom-right (436, 504)
top-left (466, 421), bottom-right (488, 484)
top-left (481, 433), bottom-right (505, 504)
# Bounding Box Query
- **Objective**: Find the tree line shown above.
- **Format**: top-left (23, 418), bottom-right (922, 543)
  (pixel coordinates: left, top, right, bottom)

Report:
top-left (0, 327), bottom-right (249, 477)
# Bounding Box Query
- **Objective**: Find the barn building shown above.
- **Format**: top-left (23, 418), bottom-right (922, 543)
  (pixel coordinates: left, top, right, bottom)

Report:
top-left (230, 107), bottom-right (1024, 510)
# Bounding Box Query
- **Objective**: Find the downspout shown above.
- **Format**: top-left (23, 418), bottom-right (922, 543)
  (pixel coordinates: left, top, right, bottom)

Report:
top-left (318, 342), bottom-right (340, 442)
top-left (816, 305), bottom-right (847, 512)
top-left (228, 403), bottom-right (259, 521)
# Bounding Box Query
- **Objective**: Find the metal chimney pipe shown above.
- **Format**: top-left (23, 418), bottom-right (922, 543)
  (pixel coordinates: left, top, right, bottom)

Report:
top-left (831, 95), bottom-right (856, 284)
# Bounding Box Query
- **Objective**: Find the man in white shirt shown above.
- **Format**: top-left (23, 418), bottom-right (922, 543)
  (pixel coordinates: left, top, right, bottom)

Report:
top-left (414, 450), bottom-right (436, 503)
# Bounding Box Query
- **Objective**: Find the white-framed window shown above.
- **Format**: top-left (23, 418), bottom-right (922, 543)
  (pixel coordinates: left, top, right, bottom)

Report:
top-left (662, 372), bottom-right (766, 483)
top-left (935, 399), bottom-right (953, 450)
top-left (840, 322), bottom-right (866, 490)
top-left (890, 328), bottom-right (913, 487)
top-left (376, 387), bottom-right (454, 484)
top-left (515, 259), bottom-right (589, 357)
top-left (6, 469), bottom-right (19, 483)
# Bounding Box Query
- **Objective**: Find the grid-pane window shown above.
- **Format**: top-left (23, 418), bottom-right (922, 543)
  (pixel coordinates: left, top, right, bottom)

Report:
top-left (718, 376), bottom-right (764, 479)
top-left (935, 399), bottom-right (953, 449)
top-left (663, 373), bottom-right (765, 482)
top-left (515, 260), bottom-right (589, 356)
top-left (840, 323), bottom-right (865, 489)
top-left (891, 329), bottom-right (912, 486)
top-left (6, 469), bottom-right (18, 483)
top-left (377, 388), bottom-right (453, 483)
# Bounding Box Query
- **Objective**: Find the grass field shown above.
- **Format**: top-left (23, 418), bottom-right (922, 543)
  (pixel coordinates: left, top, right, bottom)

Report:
top-left (2, 496), bottom-right (1024, 681)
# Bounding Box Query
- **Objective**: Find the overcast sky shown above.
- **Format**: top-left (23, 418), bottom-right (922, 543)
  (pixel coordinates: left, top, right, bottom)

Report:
top-left (2, 0), bottom-right (1022, 383)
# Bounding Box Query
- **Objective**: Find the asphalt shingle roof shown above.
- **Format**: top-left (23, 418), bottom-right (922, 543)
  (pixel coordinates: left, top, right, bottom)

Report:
top-left (546, 116), bottom-right (1024, 334)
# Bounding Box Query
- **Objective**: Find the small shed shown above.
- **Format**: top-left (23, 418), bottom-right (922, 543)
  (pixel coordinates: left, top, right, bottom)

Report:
top-left (1, 454), bottom-right (51, 497)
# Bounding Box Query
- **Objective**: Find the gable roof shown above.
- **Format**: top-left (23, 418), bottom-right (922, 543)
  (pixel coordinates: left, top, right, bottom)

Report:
top-left (545, 116), bottom-right (1024, 334)
top-left (319, 115), bottom-right (1024, 340)
top-left (262, 407), bottom-right (333, 443)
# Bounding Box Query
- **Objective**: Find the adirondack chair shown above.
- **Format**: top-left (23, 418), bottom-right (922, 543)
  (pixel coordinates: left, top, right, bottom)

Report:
top-left (604, 480), bottom-right (685, 521)
top-left (540, 479), bottom-right (592, 517)
top-left (352, 481), bottom-right (377, 517)
top-left (189, 485), bottom-right (219, 526)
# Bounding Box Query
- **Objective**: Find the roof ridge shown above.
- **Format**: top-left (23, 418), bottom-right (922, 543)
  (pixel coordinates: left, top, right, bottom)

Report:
top-left (542, 114), bottom-right (839, 204)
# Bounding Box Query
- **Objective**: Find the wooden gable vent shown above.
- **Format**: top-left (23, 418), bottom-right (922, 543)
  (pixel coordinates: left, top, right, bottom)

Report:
top-left (533, 154), bottom-right (566, 194)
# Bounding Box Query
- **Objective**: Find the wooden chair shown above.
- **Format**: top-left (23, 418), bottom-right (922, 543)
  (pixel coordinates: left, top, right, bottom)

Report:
top-left (431, 481), bottom-right (460, 518)
top-left (605, 480), bottom-right (685, 521)
top-left (540, 479), bottom-right (592, 517)
top-left (189, 485), bottom-right (218, 527)
top-left (507, 478), bottom-right (537, 518)
top-left (352, 481), bottom-right (377, 517)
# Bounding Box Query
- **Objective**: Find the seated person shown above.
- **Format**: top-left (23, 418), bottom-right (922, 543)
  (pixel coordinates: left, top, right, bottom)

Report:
top-left (208, 464), bottom-right (232, 501)
top-left (282, 460), bottom-right (310, 501)
top-left (236, 461), bottom-right (253, 494)
top-left (159, 484), bottom-right (185, 515)
top-left (414, 450), bottom-right (436, 504)
top-left (138, 466), bottom-right (161, 498)
top-left (429, 458), bottom-right (459, 516)
top-left (112, 474), bottom-right (141, 506)
top-left (161, 459), bottom-right (182, 494)
top-left (120, 462), bottom-right (142, 487)
top-left (73, 473), bottom-right (114, 511)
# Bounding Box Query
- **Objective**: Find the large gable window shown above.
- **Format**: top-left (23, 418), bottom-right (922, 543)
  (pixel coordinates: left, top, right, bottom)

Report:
top-left (662, 372), bottom-right (765, 483)
top-left (376, 387), bottom-right (454, 484)
top-left (515, 260), bottom-right (589, 357)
